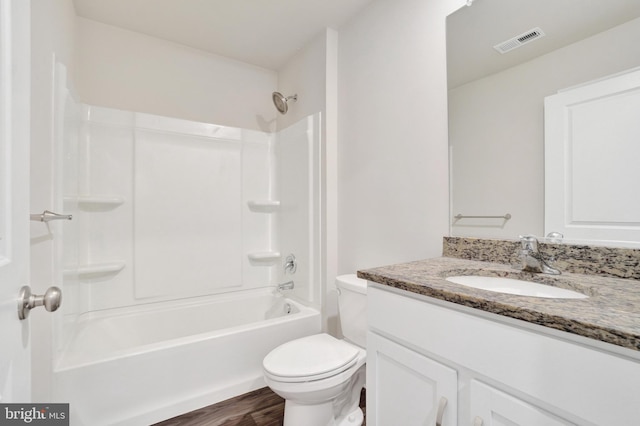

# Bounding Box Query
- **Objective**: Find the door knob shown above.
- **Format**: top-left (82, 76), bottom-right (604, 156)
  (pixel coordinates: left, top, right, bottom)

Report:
top-left (18, 286), bottom-right (62, 320)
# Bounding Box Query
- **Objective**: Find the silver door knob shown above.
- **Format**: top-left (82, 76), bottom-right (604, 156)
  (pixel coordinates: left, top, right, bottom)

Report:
top-left (18, 286), bottom-right (62, 320)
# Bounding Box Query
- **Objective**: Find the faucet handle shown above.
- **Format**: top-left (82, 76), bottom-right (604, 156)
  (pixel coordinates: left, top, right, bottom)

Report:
top-left (518, 234), bottom-right (538, 250)
top-left (284, 254), bottom-right (297, 274)
top-left (546, 232), bottom-right (564, 243)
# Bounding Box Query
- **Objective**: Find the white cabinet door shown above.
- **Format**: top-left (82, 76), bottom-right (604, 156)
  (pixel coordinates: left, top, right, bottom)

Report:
top-left (367, 332), bottom-right (457, 426)
top-left (470, 380), bottom-right (575, 426)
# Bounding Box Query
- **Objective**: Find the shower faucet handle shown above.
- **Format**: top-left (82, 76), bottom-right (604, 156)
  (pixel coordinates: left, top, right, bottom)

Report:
top-left (284, 254), bottom-right (297, 274)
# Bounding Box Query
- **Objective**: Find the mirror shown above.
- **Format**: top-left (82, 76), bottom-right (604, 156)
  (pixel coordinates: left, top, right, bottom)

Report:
top-left (447, 0), bottom-right (640, 246)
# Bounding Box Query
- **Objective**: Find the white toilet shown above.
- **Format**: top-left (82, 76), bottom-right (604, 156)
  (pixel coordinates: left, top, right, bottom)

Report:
top-left (263, 274), bottom-right (367, 426)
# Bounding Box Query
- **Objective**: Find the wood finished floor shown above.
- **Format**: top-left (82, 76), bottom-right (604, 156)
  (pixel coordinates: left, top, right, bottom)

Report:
top-left (154, 387), bottom-right (366, 426)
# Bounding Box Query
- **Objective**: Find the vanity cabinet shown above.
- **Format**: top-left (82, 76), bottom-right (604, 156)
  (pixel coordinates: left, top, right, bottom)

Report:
top-left (366, 285), bottom-right (640, 426)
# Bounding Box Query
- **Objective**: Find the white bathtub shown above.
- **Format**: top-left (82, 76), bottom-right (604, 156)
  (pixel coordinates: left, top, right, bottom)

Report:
top-left (53, 288), bottom-right (321, 426)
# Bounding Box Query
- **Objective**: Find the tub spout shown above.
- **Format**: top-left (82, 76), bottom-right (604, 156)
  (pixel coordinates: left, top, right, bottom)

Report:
top-left (276, 281), bottom-right (295, 294)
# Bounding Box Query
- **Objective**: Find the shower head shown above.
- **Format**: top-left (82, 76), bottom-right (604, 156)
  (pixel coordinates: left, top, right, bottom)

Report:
top-left (272, 92), bottom-right (297, 115)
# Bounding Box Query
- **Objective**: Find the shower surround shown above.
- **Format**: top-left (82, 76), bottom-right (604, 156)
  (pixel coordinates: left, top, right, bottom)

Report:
top-left (53, 99), bottom-right (322, 425)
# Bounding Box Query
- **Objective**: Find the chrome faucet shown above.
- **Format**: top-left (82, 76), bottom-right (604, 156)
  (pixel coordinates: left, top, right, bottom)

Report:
top-left (519, 235), bottom-right (561, 275)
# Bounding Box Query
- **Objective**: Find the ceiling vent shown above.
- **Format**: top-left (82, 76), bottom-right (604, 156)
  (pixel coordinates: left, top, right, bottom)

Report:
top-left (493, 27), bottom-right (545, 54)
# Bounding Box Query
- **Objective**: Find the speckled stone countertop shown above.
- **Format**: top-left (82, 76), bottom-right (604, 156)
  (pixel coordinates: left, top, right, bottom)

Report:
top-left (358, 238), bottom-right (640, 352)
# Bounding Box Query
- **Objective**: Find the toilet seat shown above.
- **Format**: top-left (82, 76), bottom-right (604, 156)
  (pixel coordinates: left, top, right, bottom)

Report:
top-left (263, 333), bottom-right (360, 383)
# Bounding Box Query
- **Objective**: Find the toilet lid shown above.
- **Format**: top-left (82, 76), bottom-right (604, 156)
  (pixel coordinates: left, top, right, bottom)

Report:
top-left (263, 333), bottom-right (360, 382)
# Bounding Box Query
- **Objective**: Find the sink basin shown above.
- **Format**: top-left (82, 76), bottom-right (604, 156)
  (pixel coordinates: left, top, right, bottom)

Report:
top-left (445, 275), bottom-right (588, 299)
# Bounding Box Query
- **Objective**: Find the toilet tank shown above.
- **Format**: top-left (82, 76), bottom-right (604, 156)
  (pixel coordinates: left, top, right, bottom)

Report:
top-left (336, 274), bottom-right (367, 348)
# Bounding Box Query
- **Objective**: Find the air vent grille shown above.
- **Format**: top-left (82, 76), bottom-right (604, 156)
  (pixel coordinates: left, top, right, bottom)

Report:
top-left (494, 27), bottom-right (545, 54)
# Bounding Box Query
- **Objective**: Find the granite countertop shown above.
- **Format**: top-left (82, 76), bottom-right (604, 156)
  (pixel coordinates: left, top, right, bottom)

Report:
top-left (358, 256), bottom-right (640, 352)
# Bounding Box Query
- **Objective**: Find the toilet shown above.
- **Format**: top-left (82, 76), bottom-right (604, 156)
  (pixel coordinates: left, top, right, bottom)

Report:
top-left (263, 274), bottom-right (367, 426)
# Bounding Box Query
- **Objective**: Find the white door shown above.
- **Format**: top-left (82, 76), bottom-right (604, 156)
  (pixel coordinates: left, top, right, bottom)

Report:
top-left (545, 67), bottom-right (640, 246)
top-left (0, 0), bottom-right (31, 403)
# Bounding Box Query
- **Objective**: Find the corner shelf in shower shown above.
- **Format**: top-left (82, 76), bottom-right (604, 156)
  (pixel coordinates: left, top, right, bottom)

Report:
top-left (63, 262), bottom-right (125, 278)
top-left (247, 251), bottom-right (281, 265)
top-left (247, 200), bottom-right (280, 213)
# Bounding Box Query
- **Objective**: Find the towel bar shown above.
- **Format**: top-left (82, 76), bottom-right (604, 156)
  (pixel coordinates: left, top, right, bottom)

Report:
top-left (454, 213), bottom-right (511, 220)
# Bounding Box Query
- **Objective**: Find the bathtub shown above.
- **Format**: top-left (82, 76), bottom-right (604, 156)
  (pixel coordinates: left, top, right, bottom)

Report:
top-left (53, 288), bottom-right (321, 426)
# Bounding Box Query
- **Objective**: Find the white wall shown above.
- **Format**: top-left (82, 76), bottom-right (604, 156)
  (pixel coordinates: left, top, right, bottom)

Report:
top-left (449, 17), bottom-right (640, 239)
top-left (76, 18), bottom-right (278, 132)
top-left (338, 0), bottom-right (465, 274)
top-left (276, 30), bottom-right (328, 130)
top-left (30, 0), bottom-right (78, 403)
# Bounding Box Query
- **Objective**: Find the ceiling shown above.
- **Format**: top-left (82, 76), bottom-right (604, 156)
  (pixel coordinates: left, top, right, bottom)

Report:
top-left (447, 0), bottom-right (640, 88)
top-left (72, 0), bottom-right (373, 71)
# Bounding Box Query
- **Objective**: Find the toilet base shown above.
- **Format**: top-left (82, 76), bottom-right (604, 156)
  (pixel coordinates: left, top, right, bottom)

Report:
top-left (337, 407), bottom-right (364, 426)
top-left (283, 402), bottom-right (363, 426)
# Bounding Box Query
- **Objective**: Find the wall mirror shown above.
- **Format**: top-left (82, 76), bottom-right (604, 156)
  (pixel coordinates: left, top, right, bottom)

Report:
top-left (447, 0), bottom-right (640, 247)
